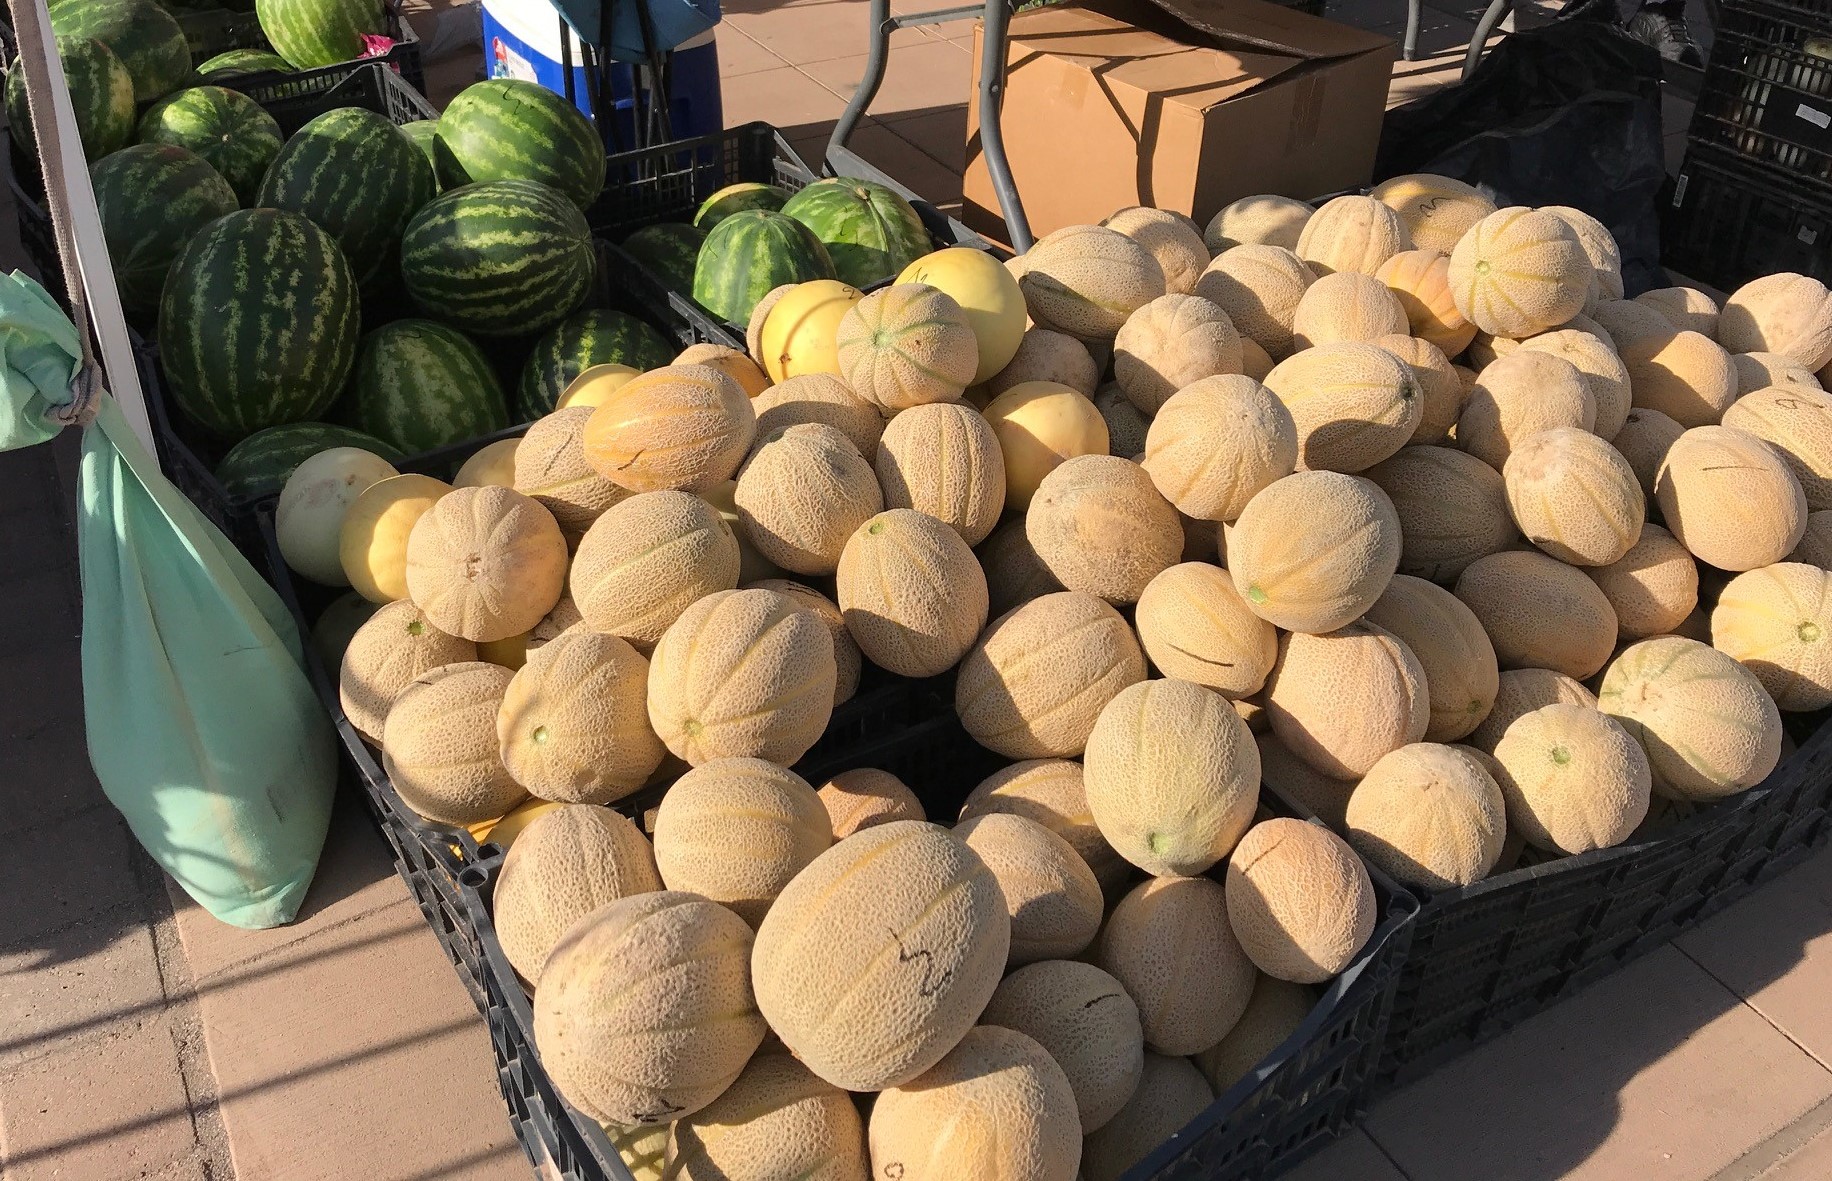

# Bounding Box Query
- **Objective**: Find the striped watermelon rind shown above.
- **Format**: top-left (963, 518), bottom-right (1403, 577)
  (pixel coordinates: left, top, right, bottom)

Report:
top-left (433, 78), bottom-right (606, 212)
top-left (398, 120), bottom-right (443, 189)
top-left (255, 107), bottom-right (434, 290)
top-left (4, 37), bottom-right (135, 163)
top-left (137, 86), bottom-right (283, 206)
top-left (344, 319), bottom-right (510, 453)
top-left (780, 177), bottom-right (930, 289)
top-left (254, 0), bottom-right (387, 69)
top-left (91, 143), bottom-right (238, 321)
top-left (399, 179), bottom-right (595, 338)
top-left (691, 209), bottom-right (835, 324)
top-left (620, 222), bottom-right (705, 297)
top-left (197, 48), bottom-right (294, 81)
top-left (49, 0), bottom-right (190, 104)
top-left (215, 421), bottom-right (404, 502)
top-left (693, 182), bottom-right (789, 230)
top-left (158, 209), bottom-right (361, 440)
top-left (515, 308), bottom-right (673, 422)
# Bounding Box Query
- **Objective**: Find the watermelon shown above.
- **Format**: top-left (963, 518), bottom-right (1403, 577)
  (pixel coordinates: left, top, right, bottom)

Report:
top-left (3, 38), bottom-right (134, 163)
top-left (690, 209), bottom-right (835, 324)
top-left (693, 182), bottom-right (789, 230)
top-left (433, 78), bottom-right (606, 212)
top-left (196, 48), bottom-right (293, 81)
top-left (398, 119), bottom-right (442, 188)
top-left (255, 108), bottom-right (434, 290)
top-left (343, 319), bottom-right (510, 453)
top-left (254, 0), bottom-right (386, 69)
top-left (49, 0), bottom-right (189, 104)
top-left (779, 177), bottom-right (930, 289)
top-left (620, 222), bottom-right (705, 296)
top-left (159, 209), bottom-right (361, 440)
top-left (91, 144), bottom-right (238, 321)
top-left (137, 86), bottom-right (283, 205)
top-left (399, 179), bottom-right (594, 338)
top-left (516, 309), bottom-right (673, 421)
top-left (215, 421), bottom-right (404, 502)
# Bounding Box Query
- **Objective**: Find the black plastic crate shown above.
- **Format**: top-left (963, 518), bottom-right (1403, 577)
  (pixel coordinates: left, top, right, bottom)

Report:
top-left (188, 2), bottom-right (427, 107)
top-left (1690, 0), bottom-right (1832, 183)
top-left (1662, 142), bottom-right (1832, 290)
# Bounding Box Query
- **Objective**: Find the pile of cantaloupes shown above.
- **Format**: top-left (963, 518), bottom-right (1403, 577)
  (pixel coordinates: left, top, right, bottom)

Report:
top-left (269, 185), bottom-right (1832, 1178)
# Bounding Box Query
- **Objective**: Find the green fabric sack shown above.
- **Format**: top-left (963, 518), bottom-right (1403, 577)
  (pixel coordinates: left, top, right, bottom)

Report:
top-left (1, 271), bottom-right (336, 929)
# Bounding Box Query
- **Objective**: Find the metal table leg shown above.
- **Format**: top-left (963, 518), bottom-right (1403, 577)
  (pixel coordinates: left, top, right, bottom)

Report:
top-left (1403, 0), bottom-right (1422, 61)
top-left (1462, 0), bottom-right (1512, 81)
top-left (978, 0), bottom-right (1031, 252)
top-left (823, 0), bottom-right (895, 174)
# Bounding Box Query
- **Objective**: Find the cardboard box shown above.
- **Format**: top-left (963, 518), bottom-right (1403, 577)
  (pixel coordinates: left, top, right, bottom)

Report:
top-left (964, 0), bottom-right (1396, 242)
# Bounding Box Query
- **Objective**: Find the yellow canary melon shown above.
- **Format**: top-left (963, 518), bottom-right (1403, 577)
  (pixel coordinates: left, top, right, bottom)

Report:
top-left (1133, 562), bottom-right (1278, 698)
top-left (533, 891), bottom-right (767, 1125)
top-left (1613, 406), bottom-right (1686, 498)
top-left (835, 508), bottom-right (989, 676)
top-left (875, 402), bottom-right (1007, 545)
top-left (1295, 194), bottom-right (1410, 277)
top-left (1491, 703), bottom-right (1651, 853)
top-left (1718, 273), bottom-right (1832, 370)
top-left (1095, 383), bottom-right (1150, 459)
top-left (1598, 636), bottom-right (1784, 800)
top-left (1256, 730), bottom-right (1353, 829)
top-left (664, 1052), bottom-right (868, 1181)
top-left (1792, 510), bottom-right (1832, 567)
top-left (1226, 817), bottom-right (1377, 983)
top-left (1454, 550), bottom-right (1618, 678)
top-left (405, 486), bottom-right (568, 643)
top-left (1205, 194), bottom-right (1312, 253)
top-left (1025, 455), bottom-right (1183, 604)
top-left (750, 578), bottom-right (861, 705)
top-left (816, 767), bottom-right (924, 838)
top-left (752, 820), bottom-right (1010, 1090)
top-left (1721, 384), bottom-right (1832, 510)
top-left (747, 284), bottom-right (795, 364)
top-left (1263, 342), bottom-right (1423, 473)
top-left (496, 627), bottom-right (662, 804)
top-left (513, 407), bottom-right (626, 539)
top-left (1541, 205), bottom-right (1625, 303)
top-left (1228, 471), bottom-right (1402, 633)
top-left (1019, 224), bottom-right (1167, 341)
top-left (1140, 375), bottom-right (1297, 523)
top-left (1582, 523), bottom-right (1699, 640)
top-left (476, 631), bottom-right (531, 671)
top-left (1113, 293), bottom-right (1244, 414)
top-left (1081, 1053), bottom-right (1212, 1181)
top-left (1448, 207), bottom-right (1591, 338)
top-left (1194, 244), bottom-right (1315, 359)
top-left (1375, 249), bottom-right (1477, 358)
top-left (1622, 330), bottom-right (1738, 428)
top-left (981, 959), bottom-right (1145, 1134)
top-left (982, 381), bottom-right (1110, 510)
top-left (898, 246), bottom-right (1028, 384)
top-left (1292, 271), bottom-right (1409, 350)
top-left (1468, 667), bottom-right (1598, 753)
top-left (1637, 286), bottom-right (1719, 337)
top-left (749, 371), bottom-right (884, 457)
top-left (337, 599), bottom-right (476, 741)
top-left (278, 447), bottom-right (400, 587)
top-left (1656, 425), bottom-right (1808, 571)
top-left (978, 517), bottom-right (1064, 617)
top-left (960, 759), bottom-right (1128, 891)
top-left (1502, 427), bottom-right (1646, 567)
top-left (1364, 445), bottom-right (1520, 581)
top-left (866, 1025), bottom-right (1080, 1181)
top-left (1371, 333), bottom-right (1462, 445)
top-left (1264, 622), bottom-right (1429, 779)
top-left (1099, 874), bottom-right (1256, 1055)
top-left (340, 473), bottom-right (451, 603)
top-left (1712, 562), bottom-right (1832, 711)
top-left (1734, 351), bottom-right (1823, 395)
top-left (1516, 328), bottom-right (1634, 440)
top-left (569, 490), bottom-right (740, 651)
top-left (651, 758), bottom-right (831, 928)
top-left (1345, 743), bottom-right (1506, 889)
top-left (1192, 975), bottom-right (1317, 1095)
top-left (1458, 351), bottom-right (1596, 470)
top-left (1083, 678), bottom-right (1261, 877)
top-left (583, 364), bottom-right (757, 494)
top-left (382, 662), bottom-right (526, 824)
top-left (1364, 574), bottom-right (1500, 742)
top-left (474, 796), bottom-right (564, 852)
top-left (835, 283), bottom-right (979, 412)
top-left (1591, 298), bottom-right (1677, 354)
top-left (957, 812), bottom-right (1103, 965)
top-left (759, 279), bottom-right (865, 383)
top-left (1370, 173), bottom-right (1497, 255)
top-left (556, 362), bottom-right (641, 410)
top-left (955, 590), bottom-right (1146, 759)
top-left (646, 587), bottom-right (836, 765)
top-left (733, 423), bottom-right (882, 576)
top-left (674, 342), bottom-right (770, 398)
top-left (987, 327), bottom-right (1100, 398)
top-left (491, 804), bottom-right (662, 984)
top-left (1463, 331), bottom-right (1520, 371)
top-left (1103, 205), bottom-right (1209, 295)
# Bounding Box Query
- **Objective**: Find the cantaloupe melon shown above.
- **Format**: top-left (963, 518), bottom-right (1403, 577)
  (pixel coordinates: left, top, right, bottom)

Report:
top-left (1591, 298), bottom-right (1677, 354)
top-left (533, 891), bottom-right (767, 1125)
top-left (1613, 406), bottom-right (1686, 499)
top-left (1375, 248), bottom-right (1477, 358)
top-left (1264, 622), bottom-right (1429, 779)
top-left (1656, 425), bottom-right (1809, 570)
top-left (1622, 331), bottom-right (1739, 428)
top-left (382, 662), bottom-right (526, 824)
top-left (982, 381), bottom-right (1110, 510)
top-left (835, 508), bottom-right (989, 676)
top-left (647, 587), bottom-right (836, 764)
top-left (981, 959), bottom-right (1144, 1134)
top-left (675, 342), bottom-right (770, 398)
top-left (1712, 562), bottom-right (1832, 711)
top-left (955, 591), bottom-right (1147, 759)
top-left (733, 423), bottom-right (882, 575)
top-left (1296, 194), bottom-right (1410, 277)
top-left (1598, 636), bottom-right (1784, 800)
top-left (1082, 1053), bottom-right (1212, 1181)
top-left (1256, 731), bottom-right (1354, 828)
top-left (583, 364), bottom-right (758, 494)
top-left (1364, 446), bottom-right (1520, 581)
top-left (875, 402), bottom-right (1007, 545)
top-left (1582, 524), bottom-right (1699, 641)
top-left (1468, 667), bottom-right (1599, 753)
top-left (1491, 703), bottom-right (1651, 853)
top-left (340, 473), bottom-right (451, 603)
top-left (957, 812), bottom-right (1104, 965)
top-left (1263, 342), bottom-right (1422, 473)
top-left (750, 578), bottom-right (860, 705)
top-left (959, 759), bottom-right (1128, 891)
top-left (665, 1052), bottom-right (869, 1181)
top-left (1240, 337), bottom-right (1275, 381)
top-left (1454, 550), bottom-right (1618, 678)
top-left (899, 247), bottom-right (1029, 384)
top-left (682, 476), bottom-right (791, 585)
top-left (651, 758), bottom-right (831, 928)
top-left (1112, 293), bottom-right (1243, 414)
top-left (1205, 194), bottom-right (1311, 253)
top-left (1228, 471), bottom-right (1401, 633)
top-left (1133, 562), bottom-right (1278, 698)
top-left (1793, 510), bottom-right (1832, 567)
top-left (751, 820), bottom-right (1010, 1090)
top-left (1226, 817), bottom-right (1377, 983)
top-left (834, 283), bottom-right (979, 412)
top-left (988, 328), bottom-right (1100, 397)
top-left (1733, 351), bottom-right (1823, 396)
top-left (314, 593), bottom-right (383, 672)
top-left (1721, 384), bottom-right (1832, 510)
top-left (454, 438), bottom-right (520, 488)
top-left (1095, 384), bottom-right (1150, 459)
top-left (497, 628), bottom-right (663, 804)
top-left (1368, 334), bottom-right (1461, 445)
top-left (1502, 427), bottom-right (1646, 567)
top-left (1371, 174), bottom-right (1496, 255)
top-left (1637, 286), bottom-right (1720, 337)
top-left (1098, 874), bottom-right (1256, 1054)
top-left (816, 767), bottom-right (924, 838)
top-left (1459, 351), bottom-right (1597, 470)
top-left (337, 599), bottom-right (476, 741)
top-left (1541, 205), bottom-right (1625, 303)
top-left (978, 517), bottom-right (1065, 617)
top-left (1291, 272), bottom-right (1409, 351)
top-left (749, 371), bottom-right (885, 457)
top-left (1364, 575), bottom-right (1500, 742)
top-left (514, 407), bottom-right (626, 539)
top-left (1104, 205), bottom-right (1209, 295)
top-left (491, 804), bottom-right (662, 984)
top-left (559, 363), bottom-right (643, 411)
top-left (1517, 329), bottom-right (1634, 440)
top-left (278, 448), bottom-right (400, 586)
top-left (1025, 455), bottom-right (1183, 604)
top-left (569, 490), bottom-right (741, 650)
top-left (1140, 375), bottom-right (1297, 522)
top-left (1192, 975), bottom-right (1317, 1095)
top-left (1447, 207), bottom-right (1589, 337)
top-left (1718, 273), bottom-right (1832, 369)
top-left (405, 486), bottom-right (568, 643)
top-left (1194, 245), bottom-right (1315, 359)
top-left (1345, 743), bottom-right (1506, 889)
top-left (1019, 224), bottom-right (1167, 340)
top-left (759, 280), bottom-right (865, 383)
top-left (867, 1025), bottom-right (1080, 1181)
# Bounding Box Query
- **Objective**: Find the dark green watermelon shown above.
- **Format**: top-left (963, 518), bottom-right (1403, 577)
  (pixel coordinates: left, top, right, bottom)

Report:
top-left (515, 309), bottom-right (673, 421)
top-left (397, 120), bottom-right (442, 188)
top-left (3, 37), bottom-right (134, 163)
top-left (620, 222), bottom-right (705, 296)
top-left (50, 0), bottom-right (189, 103)
top-left (137, 86), bottom-right (283, 205)
top-left (690, 209), bottom-right (834, 324)
top-left (433, 78), bottom-right (605, 211)
top-left (196, 48), bottom-right (293, 81)
top-left (693, 182), bottom-right (789, 230)
top-left (780, 177), bottom-right (930, 288)
top-left (91, 143), bottom-right (238, 321)
top-left (343, 319), bottom-right (510, 453)
top-left (399, 179), bottom-right (594, 337)
top-left (215, 421), bottom-right (404, 502)
top-left (254, 0), bottom-right (386, 69)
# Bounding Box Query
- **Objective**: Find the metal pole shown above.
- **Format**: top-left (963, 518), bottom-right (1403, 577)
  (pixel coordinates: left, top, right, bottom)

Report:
top-left (1462, 0), bottom-right (1510, 81)
top-left (824, 0), bottom-right (894, 174)
top-left (978, 0), bottom-right (1031, 252)
top-left (1403, 0), bottom-right (1421, 61)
